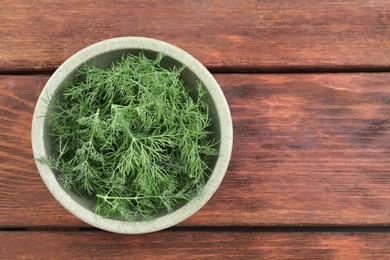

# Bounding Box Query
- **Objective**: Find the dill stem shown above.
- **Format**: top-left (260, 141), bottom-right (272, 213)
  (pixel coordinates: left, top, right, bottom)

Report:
top-left (96, 194), bottom-right (161, 200)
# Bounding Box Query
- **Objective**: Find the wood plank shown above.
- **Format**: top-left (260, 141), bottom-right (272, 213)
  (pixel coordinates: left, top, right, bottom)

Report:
top-left (0, 0), bottom-right (389, 71)
top-left (1, 73), bottom-right (390, 227)
top-left (1, 231), bottom-right (390, 258)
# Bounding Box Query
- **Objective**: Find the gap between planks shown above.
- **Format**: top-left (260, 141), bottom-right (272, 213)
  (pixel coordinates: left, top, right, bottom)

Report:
top-left (1, 67), bottom-right (390, 75)
top-left (2, 226), bottom-right (390, 232)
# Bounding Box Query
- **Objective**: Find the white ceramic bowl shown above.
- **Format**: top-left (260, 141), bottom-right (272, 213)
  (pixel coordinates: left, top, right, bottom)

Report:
top-left (32, 37), bottom-right (233, 233)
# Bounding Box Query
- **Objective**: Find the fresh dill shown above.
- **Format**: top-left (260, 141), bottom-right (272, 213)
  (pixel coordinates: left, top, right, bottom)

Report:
top-left (40, 53), bottom-right (218, 221)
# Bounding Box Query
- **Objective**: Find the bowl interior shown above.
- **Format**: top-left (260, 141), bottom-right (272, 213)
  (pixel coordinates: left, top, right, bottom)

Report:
top-left (43, 48), bottom-right (221, 220)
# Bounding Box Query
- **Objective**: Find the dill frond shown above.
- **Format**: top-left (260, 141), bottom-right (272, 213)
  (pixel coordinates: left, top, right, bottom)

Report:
top-left (40, 52), bottom-right (218, 220)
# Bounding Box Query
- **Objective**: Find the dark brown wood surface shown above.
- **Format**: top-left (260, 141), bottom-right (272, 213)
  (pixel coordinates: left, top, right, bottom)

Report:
top-left (2, 73), bottom-right (390, 227)
top-left (2, 231), bottom-right (390, 259)
top-left (0, 0), bottom-right (389, 71)
top-left (1, 0), bottom-right (390, 258)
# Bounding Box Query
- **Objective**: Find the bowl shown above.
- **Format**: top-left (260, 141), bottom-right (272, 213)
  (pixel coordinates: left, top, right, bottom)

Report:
top-left (31, 37), bottom-right (233, 234)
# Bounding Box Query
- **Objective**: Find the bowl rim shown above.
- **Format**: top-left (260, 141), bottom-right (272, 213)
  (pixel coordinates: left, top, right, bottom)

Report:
top-left (31, 36), bottom-right (233, 234)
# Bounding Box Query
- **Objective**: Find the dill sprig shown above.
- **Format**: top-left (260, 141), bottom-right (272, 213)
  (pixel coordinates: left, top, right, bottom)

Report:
top-left (40, 53), bottom-right (217, 221)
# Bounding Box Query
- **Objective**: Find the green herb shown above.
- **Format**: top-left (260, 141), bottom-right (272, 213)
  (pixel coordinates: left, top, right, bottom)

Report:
top-left (40, 53), bottom-right (218, 220)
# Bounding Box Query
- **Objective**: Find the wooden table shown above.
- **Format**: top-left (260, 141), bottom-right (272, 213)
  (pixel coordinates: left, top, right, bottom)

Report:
top-left (1, 0), bottom-right (390, 258)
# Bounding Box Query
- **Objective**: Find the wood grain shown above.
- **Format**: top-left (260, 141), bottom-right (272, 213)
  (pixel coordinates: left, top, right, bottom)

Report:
top-left (1, 73), bottom-right (390, 227)
top-left (1, 231), bottom-right (390, 259)
top-left (0, 0), bottom-right (389, 72)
